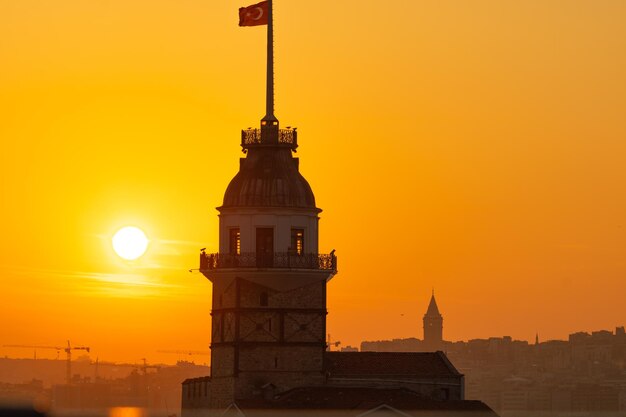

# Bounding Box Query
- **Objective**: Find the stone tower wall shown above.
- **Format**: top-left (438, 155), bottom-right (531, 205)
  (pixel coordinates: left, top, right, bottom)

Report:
top-left (423, 315), bottom-right (443, 349)
top-left (208, 273), bottom-right (329, 406)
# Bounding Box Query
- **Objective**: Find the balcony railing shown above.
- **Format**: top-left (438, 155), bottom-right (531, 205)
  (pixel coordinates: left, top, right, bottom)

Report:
top-left (200, 252), bottom-right (337, 271)
top-left (241, 128), bottom-right (262, 145)
top-left (241, 128), bottom-right (298, 149)
top-left (278, 129), bottom-right (297, 145)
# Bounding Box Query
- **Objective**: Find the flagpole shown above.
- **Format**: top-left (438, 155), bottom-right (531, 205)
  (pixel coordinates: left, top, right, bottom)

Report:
top-left (264, 0), bottom-right (276, 122)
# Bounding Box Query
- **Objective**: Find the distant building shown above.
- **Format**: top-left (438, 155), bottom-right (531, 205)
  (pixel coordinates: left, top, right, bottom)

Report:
top-left (359, 326), bottom-right (626, 415)
top-left (339, 346), bottom-right (358, 352)
top-left (51, 361), bottom-right (210, 412)
top-left (423, 292), bottom-right (444, 351)
top-left (360, 293), bottom-right (445, 353)
top-left (0, 379), bottom-right (47, 408)
top-left (361, 338), bottom-right (423, 353)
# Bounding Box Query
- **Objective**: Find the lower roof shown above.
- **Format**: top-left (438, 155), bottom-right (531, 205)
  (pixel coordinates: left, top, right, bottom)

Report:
top-left (325, 351), bottom-right (462, 378)
top-left (236, 386), bottom-right (496, 414)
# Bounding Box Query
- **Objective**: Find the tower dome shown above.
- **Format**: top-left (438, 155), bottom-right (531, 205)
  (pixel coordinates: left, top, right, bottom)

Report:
top-left (221, 147), bottom-right (317, 210)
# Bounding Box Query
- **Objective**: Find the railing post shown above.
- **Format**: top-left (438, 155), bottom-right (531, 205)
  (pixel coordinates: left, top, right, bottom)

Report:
top-left (200, 252), bottom-right (207, 270)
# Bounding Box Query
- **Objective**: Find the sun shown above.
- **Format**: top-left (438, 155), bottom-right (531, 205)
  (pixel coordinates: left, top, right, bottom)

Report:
top-left (112, 226), bottom-right (149, 260)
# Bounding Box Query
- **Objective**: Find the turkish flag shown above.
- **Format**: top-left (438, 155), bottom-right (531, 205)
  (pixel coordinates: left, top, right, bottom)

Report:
top-left (239, 1), bottom-right (269, 26)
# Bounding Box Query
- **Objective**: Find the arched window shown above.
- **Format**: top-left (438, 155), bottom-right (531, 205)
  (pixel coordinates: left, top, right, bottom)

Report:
top-left (260, 292), bottom-right (268, 306)
top-left (291, 229), bottom-right (304, 255)
top-left (229, 228), bottom-right (241, 255)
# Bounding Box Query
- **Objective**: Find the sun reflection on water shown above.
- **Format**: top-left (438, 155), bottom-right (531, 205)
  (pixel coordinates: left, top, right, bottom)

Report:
top-left (109, 407), bottom-right (146, 417)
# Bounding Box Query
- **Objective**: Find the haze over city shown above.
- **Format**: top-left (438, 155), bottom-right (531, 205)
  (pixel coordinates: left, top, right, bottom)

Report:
top-left (2, 0), bottom-right (626, 367)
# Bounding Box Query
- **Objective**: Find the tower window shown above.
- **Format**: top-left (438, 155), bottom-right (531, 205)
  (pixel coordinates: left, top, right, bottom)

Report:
top-left (229, 228), bottom-right (240, 255)
top-left (260, 292), bottom-right (268, 306)
top-left (274, 357), bottom-right (278, 368)
top-left (291, 229), bottom-right (304, 255)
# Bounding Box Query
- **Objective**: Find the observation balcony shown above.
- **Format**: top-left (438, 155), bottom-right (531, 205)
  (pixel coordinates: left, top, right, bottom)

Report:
top-left (241, 127), bottom-right (298, 151)
top-left (200, 251), bottom-right (337, 272)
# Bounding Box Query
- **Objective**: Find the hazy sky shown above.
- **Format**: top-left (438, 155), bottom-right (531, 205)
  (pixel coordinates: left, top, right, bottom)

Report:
top-left (1, 0), bottom-right (625, 364)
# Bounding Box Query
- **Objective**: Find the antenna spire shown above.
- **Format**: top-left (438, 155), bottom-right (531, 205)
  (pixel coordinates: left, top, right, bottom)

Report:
top-left (263, 0), bottom-right (276, 122)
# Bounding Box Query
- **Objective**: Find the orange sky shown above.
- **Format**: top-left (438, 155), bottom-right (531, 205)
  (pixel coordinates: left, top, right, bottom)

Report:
top-left (1, 0), bottom-right (625, 365)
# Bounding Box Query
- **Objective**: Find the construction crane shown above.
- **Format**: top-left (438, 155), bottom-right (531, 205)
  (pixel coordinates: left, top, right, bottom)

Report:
top-left (4, 340), bottom-right (90, 385)
top-left (138, 358), bottom-right (161, 375)
top-left (326, 334), bottom-right (341, 351)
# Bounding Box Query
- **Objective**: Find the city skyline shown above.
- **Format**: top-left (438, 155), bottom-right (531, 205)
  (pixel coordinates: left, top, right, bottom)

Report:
top-left (2, 0), bottom-right (626, 365)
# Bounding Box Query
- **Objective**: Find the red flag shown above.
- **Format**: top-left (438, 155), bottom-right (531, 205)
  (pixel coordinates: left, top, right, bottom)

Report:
top-left (239, 1), bottom-right (268, 26)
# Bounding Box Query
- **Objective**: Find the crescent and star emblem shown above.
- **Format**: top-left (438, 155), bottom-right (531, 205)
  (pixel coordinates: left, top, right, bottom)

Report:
top-left (246, 7), bottom-right (264, 20)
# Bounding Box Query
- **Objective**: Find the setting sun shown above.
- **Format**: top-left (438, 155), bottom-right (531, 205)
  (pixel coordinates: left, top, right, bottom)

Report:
top-left (112, 226), bottom-right (149, 260)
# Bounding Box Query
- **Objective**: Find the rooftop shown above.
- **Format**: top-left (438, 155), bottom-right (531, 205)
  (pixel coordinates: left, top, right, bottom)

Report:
top-left (425, 294), bottom-right (442, 318)
top-left (325, 351), bottom-right (462, 378)
top-left (236, 386), bottom-right (497, 415)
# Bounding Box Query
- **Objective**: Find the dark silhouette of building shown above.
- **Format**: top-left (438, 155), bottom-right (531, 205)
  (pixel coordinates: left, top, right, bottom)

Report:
top-left (423, 291), bottom-right (444, 351)
top-left (195, 115), bottom-right (334, 406)
top-left (0, 357), bottom-right (209, 414)
top-left (181, 2), bottom-right (496, 415)
top-left (360, 325), bottom-right (626, 415)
